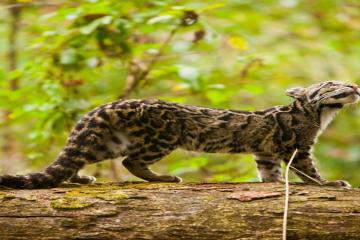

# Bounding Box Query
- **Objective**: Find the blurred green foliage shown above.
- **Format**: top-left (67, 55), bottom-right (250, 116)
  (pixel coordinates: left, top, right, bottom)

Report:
top-left (0, 0), bottom-right (359, 185)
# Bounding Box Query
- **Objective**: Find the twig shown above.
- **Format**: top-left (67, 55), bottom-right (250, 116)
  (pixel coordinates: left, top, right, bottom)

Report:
top-left (239, 57), bottom-right (263, 80)
top-left (282, 149), bottom-right (298, 240)
top-left (289, 166), bottom-right (322, 185)
top-left (7, 0), bottom-right (20, 90)
top-left (118, 28), bottom-right (178, 99)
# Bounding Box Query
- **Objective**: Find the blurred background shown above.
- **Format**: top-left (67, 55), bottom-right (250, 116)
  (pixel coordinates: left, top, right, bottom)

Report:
top-left (0, 0), bottom-right (359, 186)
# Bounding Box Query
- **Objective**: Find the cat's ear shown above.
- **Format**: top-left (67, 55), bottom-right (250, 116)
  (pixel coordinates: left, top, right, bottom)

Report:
top-left (285, 87), bottom-right (306, 99)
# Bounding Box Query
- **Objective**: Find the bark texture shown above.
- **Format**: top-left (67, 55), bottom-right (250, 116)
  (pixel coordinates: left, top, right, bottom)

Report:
top-left (0, 182), bottom-right (359, 240)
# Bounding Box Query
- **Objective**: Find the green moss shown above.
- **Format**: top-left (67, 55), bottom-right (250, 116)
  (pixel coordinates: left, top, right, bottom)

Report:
top-left (50, 197), bottom-right (94, 210)
top-left (23, 194), bottom-right (37, 201)
top-left (0, 192), bottom-right (16, 200)
top-left (116, 182), bottom-right (178, 190)
top-left (59, 182), bottom-right (178, 191)
top-left (66, 189), bottom-right (103, 197)
top-left (95, 191), bottom-right (129, 201)
top-left (65, 189), bottom-right (128, 201)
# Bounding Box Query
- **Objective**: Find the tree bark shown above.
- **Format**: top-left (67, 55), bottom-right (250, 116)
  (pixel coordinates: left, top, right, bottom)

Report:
top-left (0, 182), bottom-right (359, 240)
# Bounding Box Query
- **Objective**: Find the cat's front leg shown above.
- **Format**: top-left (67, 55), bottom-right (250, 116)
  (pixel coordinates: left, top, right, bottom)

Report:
top-left (287, 151), bottom-right (351, 188)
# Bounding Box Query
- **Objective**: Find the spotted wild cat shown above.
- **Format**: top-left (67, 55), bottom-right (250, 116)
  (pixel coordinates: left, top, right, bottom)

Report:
top-left (0, 81), bottom-right (359, 189)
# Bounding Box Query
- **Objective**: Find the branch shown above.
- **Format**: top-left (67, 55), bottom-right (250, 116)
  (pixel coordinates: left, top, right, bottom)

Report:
top-left (0, 182), bottom-right (359, 239)
top-left (118, 28), bottom-right (178, 99)
top-left (239, 57), bottom-right (263, 80)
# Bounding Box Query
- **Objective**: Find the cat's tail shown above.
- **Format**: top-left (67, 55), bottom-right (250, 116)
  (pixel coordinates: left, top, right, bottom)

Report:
top-left (0, 152), bottom-right (85, 189)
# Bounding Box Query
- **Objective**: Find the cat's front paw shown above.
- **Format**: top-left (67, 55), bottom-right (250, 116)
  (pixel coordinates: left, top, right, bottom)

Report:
top-left (322, 180), bottom-right (351, 188)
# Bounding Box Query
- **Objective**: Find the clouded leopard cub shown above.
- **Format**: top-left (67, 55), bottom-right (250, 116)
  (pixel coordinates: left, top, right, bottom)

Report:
top-left (0, 81), bottom-right (359, 189)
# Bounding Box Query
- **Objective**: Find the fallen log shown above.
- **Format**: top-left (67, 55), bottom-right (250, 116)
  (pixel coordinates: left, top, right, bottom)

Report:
top-left (0, 182), bottom-right (359, 240)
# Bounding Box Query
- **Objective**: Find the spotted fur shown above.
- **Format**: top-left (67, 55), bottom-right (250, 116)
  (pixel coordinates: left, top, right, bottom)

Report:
top-left (0, 81), bottom-right (359, 189)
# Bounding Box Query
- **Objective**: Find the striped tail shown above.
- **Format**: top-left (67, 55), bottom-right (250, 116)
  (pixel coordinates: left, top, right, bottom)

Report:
top-left (0, 154), bottom-right (84, 189)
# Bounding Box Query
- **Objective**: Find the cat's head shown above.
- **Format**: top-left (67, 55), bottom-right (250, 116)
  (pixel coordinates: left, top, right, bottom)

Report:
top-left (286, 81), bottom-right (360, 108)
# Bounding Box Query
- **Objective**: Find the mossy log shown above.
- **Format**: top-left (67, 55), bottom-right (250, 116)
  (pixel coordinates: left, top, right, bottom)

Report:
top-left (0, 182), bottom-right (359, 240)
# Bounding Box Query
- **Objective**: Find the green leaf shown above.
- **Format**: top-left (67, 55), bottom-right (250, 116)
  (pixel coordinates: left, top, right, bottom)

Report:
top-left (87, 57), bottom-right (100, 68)
top-left (101, 15), bottom-right (113, 25)
top-left (177, 65), bottom-right (199, 81)
top-left (147, 15), bottom-right (174, 25)
top-left (60, 48), bottom-right (80, 65)
top-left (199, 3), bottom-right (225, 12)
top-left (80, 16), bottom-right (113, 35)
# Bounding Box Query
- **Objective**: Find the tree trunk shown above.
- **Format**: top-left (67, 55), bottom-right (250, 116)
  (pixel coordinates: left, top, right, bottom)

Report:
top-left (0, 182), bottom-right (359, 240)
top-left (1, 0), bottom-right (22, 173)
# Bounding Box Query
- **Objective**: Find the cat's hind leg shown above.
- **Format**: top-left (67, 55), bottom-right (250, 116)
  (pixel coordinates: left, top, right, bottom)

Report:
top-left (68, 173), bottom-right (97, 184)
top-left (122, 156), bottom-right (181, 183)
top-left (254, 154), bottom-right (283, 182)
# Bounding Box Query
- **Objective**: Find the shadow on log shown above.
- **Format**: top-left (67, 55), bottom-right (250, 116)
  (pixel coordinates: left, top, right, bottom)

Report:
top-left (0, 182), bottom-right (359, 240)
